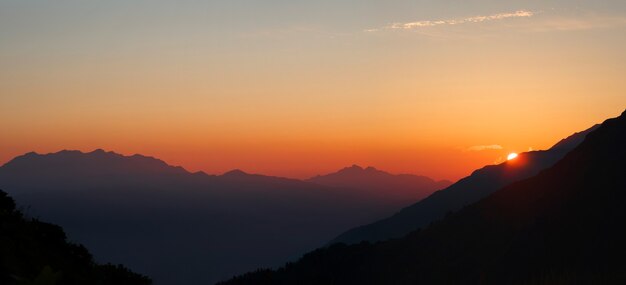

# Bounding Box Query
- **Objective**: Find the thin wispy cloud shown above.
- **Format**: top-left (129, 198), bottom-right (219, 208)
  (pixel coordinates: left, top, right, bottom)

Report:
top-left (366, 10), bottom-right (535, 32)
top-left (467, 145), bottom-right (504, 152)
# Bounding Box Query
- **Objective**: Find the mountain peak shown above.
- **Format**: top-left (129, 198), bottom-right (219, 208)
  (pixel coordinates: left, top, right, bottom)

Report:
top-left (347, 164), bottom-right (364, 170)
top-left (332, 165), bottom-right (387, 176)
top-left (336, 165), bottom-right (381, 174)
top-left (308, 165), bottom-right (449, 202)
top-left (90, 148), bottom-right (116, 156)
top-left (20, 151), bottom-right (40, 158)
top-left (222, 169), bottom-right (249, 177)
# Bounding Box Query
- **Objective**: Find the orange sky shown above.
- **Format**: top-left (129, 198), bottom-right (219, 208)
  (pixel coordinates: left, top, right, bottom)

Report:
top-left (1, 1), bottom-right (626, 181)
top-left (0, 105), bottom-right (619, 181)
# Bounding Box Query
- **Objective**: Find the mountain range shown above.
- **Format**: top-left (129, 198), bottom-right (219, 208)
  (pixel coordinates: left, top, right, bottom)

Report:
top-left (217, 112), bottom-right (626, 284)
top-left (330, 124), bottom-right (598, 245)
top-left (0, 151), bottom-right (445, 285)
top-left (0, 114), bottom-right (611, 285)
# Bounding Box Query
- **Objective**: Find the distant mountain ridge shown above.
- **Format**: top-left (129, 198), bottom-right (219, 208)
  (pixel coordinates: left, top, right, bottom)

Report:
top-left (330, 123), bottom-right (600, 245)
top-left (5, 149), bottom-right (189, 175)
top-left (0, 150), bottom-right (443, 285)
top-left (308, 165), bottom-right (451, 206)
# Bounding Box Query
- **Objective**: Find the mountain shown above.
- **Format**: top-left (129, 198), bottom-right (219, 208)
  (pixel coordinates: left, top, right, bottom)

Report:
top-left (0, 150), bottom-right (432, 285)
top-left (0, 189), bottom-right (151, 285)
top-left (330, 124), bottom-right (599, 245)
top-left (308, 165), bottom-right (451, 207)
top-left (217, 110), bottom-right (626, 285)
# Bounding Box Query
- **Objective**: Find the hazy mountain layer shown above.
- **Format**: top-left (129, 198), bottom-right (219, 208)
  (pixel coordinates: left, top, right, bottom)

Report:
top-left (0, 151), bottom-right (439, 285)
top-left (308, 165), bottom-right (451, 207)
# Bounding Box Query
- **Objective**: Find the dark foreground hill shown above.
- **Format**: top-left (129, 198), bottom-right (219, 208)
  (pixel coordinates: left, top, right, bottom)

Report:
top-left (0, 189), bottom-right (150, 285)
top-left (218, 110), bottom-right (626, 285)
top-left (332, 124), bottom-right (598, 244)
top-left (0, 150), bottom-right (440, 285)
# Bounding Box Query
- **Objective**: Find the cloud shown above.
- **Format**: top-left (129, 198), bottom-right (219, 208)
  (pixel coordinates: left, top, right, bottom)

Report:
top-left (467, 144), bottom-right (504, 151)
top-left (366, 10), bottom-right (534, 32)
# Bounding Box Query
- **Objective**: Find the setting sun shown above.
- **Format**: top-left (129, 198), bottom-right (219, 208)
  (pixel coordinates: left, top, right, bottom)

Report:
top-left (507, 153), bottom-right (519, 160)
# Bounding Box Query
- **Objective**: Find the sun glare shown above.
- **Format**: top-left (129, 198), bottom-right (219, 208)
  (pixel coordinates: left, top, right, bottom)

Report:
top-left (507, 153), bottom-right (518, 160)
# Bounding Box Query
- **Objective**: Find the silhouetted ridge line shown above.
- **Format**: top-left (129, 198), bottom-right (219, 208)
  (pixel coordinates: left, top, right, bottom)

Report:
top-left (222, 169), bottom-right (250, 177)
top-left (329, 123), bottom-right (599, 245)
top-left (1, 149), bottom-right (190, 177)
top-left (308, 165), bottom-right (452, 208)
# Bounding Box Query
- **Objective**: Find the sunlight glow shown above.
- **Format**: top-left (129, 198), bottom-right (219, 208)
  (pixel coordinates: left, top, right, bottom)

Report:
top-left (507, 153), bottom-right (518, 160)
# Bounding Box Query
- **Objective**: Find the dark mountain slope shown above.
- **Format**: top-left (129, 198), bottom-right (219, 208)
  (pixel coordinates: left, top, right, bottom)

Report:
top-left (218, 110), bottom-right (626, 285)
top-left (308, 165), bottom-right (451, 206)
top-left (0, 189), bottom-right (150, 285)
top-left (331, 124), bottom-right (599, 244)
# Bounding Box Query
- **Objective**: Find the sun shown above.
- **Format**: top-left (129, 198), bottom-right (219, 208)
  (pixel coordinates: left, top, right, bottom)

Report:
top-left (507, 153), bottom-right (518, 160)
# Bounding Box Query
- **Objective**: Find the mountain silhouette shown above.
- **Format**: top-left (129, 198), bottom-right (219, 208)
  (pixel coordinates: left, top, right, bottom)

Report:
top-left (7, 149), bottom-right (189, 176)
top-left (308, 165), bottom-right (451, 207)
top-left (0, 189), bottom-right (150, 285)
top-left (330, 124), bottom-right (599, 245)
top-left (0, 150), bottom-right (440, 285)
top-left (217, 110), bottom-right (626, 285)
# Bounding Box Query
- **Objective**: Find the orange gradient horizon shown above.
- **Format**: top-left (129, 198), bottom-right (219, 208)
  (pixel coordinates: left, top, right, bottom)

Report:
top-left (1, 1), bottom-right (626, 181)
top-left (0, 107), bottom-right (619, 182)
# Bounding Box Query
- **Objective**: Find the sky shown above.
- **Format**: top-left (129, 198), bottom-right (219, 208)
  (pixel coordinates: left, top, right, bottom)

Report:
top-left (1, 0), bottom-right (626, 181)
